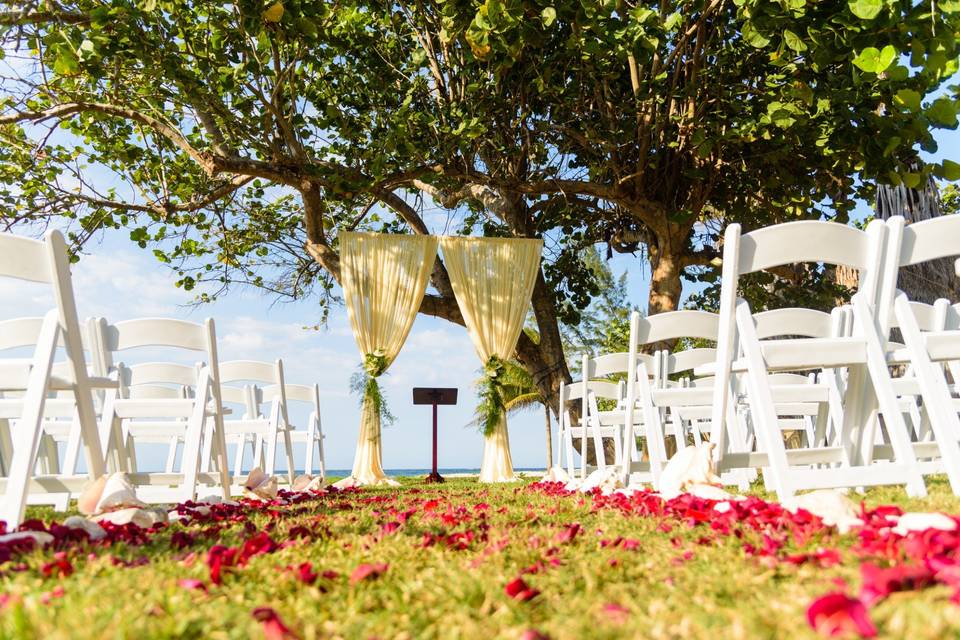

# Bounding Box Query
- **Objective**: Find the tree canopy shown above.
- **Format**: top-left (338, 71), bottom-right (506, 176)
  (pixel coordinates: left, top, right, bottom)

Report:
top-left (1, 0), bottom-right (959, 411)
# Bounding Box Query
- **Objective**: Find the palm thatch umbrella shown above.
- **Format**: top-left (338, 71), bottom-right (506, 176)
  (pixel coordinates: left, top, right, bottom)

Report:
top-left (837, 159), bottom-right (959, 303)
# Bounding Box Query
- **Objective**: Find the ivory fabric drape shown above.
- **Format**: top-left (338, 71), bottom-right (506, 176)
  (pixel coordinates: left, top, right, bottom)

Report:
top-left (439, 236), bottom-right (543, 482)
top-left (337, 232), bottom-right (438, 487)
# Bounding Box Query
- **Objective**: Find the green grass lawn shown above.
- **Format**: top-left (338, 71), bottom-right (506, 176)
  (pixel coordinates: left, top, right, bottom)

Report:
top-left (2, 476), bottom-right (960, 640)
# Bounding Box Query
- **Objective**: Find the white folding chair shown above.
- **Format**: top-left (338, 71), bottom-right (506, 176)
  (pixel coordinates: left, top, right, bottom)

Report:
top-left (0, 316), bottom-right (114, 510)
top-left (878, 215), bottom-right (960, 493)
top-left (93, 317), bottom-right (231, 503)
top-left (556, 377), bottom-right (622, 479)
top-left (578, 356), bottom-right (626, 479)
top-left (622, 309), bottom-right (750, 489)
top-left (217, 360), bottom-right (296, 484)
top-left (0, 230), bottom-right (108, 526)
top-left (708, 220), bottom-right (926, 501)
top-left (268, 383), bottom-right (326, 479)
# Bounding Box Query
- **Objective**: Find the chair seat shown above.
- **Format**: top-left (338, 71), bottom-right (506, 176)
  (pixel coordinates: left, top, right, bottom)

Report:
top-left (695, 337), bottom-right (866, 376)
top-left (111, 398), bottom-right (216, 419)
top-left (888, 331), bottom-right (960, 364)
top-left (0, 397), bottom-right (78, 419)
top-left (0, 361), bottom-right (117, 392)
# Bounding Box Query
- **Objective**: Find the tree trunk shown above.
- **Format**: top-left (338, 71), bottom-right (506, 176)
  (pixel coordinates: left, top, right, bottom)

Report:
top-left (648, 235), bottom-right (685, 315)
top-left (544, 404), bottom-right (553, 469)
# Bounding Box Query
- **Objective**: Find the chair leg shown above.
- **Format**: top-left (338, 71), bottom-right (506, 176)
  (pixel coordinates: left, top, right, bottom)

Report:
top-left (317, 434), bottom-right (326, 479)
top-left (0, 418), bottom-right (10, 476)
top-left (892, 296), bottom-right (960, 494)
top-left (232, 436), bottom-right (245, 479)
top-left (852, 297), bottom-right (925, 497)
top-left (1, 318), bottom-right (57, 528)
top-left (165, 436), bottom-right (179, 474)
top-left (304, 418), bottom-right (317, 477)
top-left (124, 431), bottom-right (138, 472)
top-left (180, 370), bottom-right (219, 502)
top-left (637, 369), bottom-right (667, 487)
top-left (282, 428), bottom-right (296, 483)
top-left (253, 435), bottom-right (265, 471)
top-left (736, 302), bottom-right (794, 501)
top-left (61, 412), bottom-right (82, 476)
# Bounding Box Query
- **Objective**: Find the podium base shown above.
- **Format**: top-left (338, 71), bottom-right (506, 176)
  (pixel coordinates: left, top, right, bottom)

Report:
top-left (424, 471), bottom-right (445, 483)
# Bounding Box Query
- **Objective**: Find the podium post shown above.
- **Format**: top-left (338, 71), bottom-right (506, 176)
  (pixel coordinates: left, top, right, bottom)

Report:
top-left (412, 388), bottom-right (458, 483)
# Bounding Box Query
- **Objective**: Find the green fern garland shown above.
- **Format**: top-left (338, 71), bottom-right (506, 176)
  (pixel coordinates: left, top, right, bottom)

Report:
top-left (349, 350), bottom-right (395, 426)
top-left (475, 355), bottom-right (506, 437)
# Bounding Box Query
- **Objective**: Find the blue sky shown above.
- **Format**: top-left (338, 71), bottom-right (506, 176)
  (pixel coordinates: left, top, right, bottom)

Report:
top-left (4, 124), bottom-right (958, 474)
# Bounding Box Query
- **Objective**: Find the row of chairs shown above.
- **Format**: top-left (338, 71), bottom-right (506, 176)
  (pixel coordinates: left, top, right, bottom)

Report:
top-left (0, 230), bottom-right (327, 526)
top-left (558, 214), bottom-right (960, 501)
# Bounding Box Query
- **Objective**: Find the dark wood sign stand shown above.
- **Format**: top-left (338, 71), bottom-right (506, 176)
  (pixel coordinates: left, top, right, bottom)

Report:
top-left (412, 387), bottom-right (458, 483)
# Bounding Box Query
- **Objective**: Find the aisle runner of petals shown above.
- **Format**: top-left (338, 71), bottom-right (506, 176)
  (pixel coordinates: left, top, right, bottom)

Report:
top-left (1, 467), bottom-right (960, 638)
top-left (534, 479), bottom-right (960, 638)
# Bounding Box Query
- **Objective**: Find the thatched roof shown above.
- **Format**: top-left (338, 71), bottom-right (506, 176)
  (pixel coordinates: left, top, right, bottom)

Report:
top-left (838, 165), bottom-right (958, 304)
top-left (874, 167), bottom-right (959, 304)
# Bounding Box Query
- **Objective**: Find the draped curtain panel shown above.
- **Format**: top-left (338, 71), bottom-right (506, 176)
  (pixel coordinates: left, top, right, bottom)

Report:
top-left (339, 232), bottom-right (438, 486)
top-left (439, 236), bottom-right (543, 482)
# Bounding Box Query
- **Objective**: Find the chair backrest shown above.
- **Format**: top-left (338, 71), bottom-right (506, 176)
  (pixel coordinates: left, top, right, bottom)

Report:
top-left (583, 380), bottom-right (620, 401)
top-left (634, 310), bottom-right (719, 345)
top-left (663, 348), bottom-right (717, 377)
top-left (752, 308), bottom-right (839, 340)
top-left (264, 382), bottom-right (319, 408)
top-left (948, 303), bottom-right (960, 331)
top-left (710, 219), bottom-right (886, 437)
top-left (888, 300), bottom-right (950, 332)
top-left (0, 316), bottom-right (102, 372)
top-left (122, 362), bottom-right (198, 388)
top-left (220, 360), bottom-right (287, 422)
top-left (94, 317), bottom-right (222, 407)
top-left (0, 231), bottom-right (95, 387)
top-left (0, 231), bottom-right (104, 479)
top-left (219, 384), bottom-right (249, 405)
top-left (880, 215), bottom-right (960, 325)
top-left (219, 360), bottom-right (282, 386)
top-left (584, 352), bottom-right (630, 379)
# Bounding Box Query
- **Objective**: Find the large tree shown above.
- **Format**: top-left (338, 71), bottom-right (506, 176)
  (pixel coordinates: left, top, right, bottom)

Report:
top-left (1, 0), bottom-right (958, 456)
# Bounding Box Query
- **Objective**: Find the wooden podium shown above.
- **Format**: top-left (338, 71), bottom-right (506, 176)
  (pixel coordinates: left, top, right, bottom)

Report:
top-left (412, 388), bottom-right (458, 483)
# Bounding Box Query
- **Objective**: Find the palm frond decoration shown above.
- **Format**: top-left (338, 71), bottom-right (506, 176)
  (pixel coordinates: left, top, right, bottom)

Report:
top-left (503, 391), bottom-right (543, 414)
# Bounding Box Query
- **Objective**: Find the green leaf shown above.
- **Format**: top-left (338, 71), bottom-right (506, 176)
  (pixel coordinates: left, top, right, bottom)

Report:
top-left (52, 50), bottom-right (80, 75)
top-left (928, 97), bottom-right (959, 127)
top-left (894, 89), bottom-right (922, 112)
top-left (853, 47), bottom-right (884, 73)
top-left (901, 172), bottom-right (922, 189)
top-left (541, 7), bottom-right (557, 26)
top-left (877, 45), bottom-right (897, 72)
top-left (742, 22), bottom-right (770, 48)
top-left (848, 0), bottom-right (882, 20)
top-left (941, 160), bottom-right (960, 181)
top-left (783, 29), bottom-right (807, 53)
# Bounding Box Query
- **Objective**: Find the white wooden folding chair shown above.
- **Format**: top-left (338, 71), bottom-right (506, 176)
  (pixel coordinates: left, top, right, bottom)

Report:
top-left (878, 215), bottom-right (960, 493)
top-left (621, 309), bottom-right (749, 489)
top-left (556, 376), bottom-right (622, 479)
top-left (0, 230), bottom-right (108, 527)
top-left (579, 352), bottom-right (641, 478)
top-left (708, 219), bottom-right (927, 501)
top-left (269, 383), bottom-right (326, 479)
top-left (216, 360), bottom-right (296, 484)
top-left (0, 315), bottom-right (114, 511)
top-left (555, 380), bottom-right (577, 475)
top-left (92, 317), bottom-right (231, 503)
